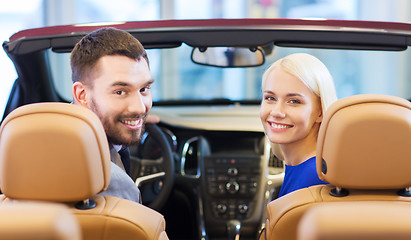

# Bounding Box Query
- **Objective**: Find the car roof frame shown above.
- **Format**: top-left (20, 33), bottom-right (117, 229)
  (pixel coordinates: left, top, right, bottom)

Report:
top-left (4, 18), bottom-right (411, 56)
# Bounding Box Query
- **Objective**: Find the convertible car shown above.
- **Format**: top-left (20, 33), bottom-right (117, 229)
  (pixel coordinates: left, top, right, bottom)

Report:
top-left (2, 18), bottom-right (411, 239)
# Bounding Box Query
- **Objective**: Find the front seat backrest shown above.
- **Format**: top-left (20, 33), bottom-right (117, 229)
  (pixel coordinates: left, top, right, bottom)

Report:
top-left (263, 94), bottom-right (411, 240)
top-left (0, 102), bottom-right (168, 240)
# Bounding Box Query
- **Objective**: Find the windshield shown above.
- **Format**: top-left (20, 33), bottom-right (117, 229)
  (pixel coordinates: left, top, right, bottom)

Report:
top-left (50, 43), bottom-right (411, 103)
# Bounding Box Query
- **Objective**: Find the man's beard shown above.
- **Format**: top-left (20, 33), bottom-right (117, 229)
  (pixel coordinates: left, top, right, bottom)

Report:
top-left (89, 97), bottom-right (147, 146)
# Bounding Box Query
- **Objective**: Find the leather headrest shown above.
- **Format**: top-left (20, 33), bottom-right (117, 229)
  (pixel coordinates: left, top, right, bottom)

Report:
top-left (298, 201), bottom-right (411, 240)
top-left (0, 103), bottom-right (111, 202)
top-left (0, 202), bottom-right (81, 240)
top-left (317, 94), bottom-right (411, 189)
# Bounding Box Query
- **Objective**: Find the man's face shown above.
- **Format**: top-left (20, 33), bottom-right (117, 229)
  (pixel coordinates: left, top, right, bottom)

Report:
top-left (84, 55), bottom-right (153, 146)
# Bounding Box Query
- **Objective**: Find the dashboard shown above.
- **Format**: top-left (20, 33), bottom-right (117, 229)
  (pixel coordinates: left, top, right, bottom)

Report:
top-left (139, 104), bottom-right (285, 239)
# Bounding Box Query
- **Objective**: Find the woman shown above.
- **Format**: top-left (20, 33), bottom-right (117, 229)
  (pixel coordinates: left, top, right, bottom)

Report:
top-left (260, 53), bottom-right (337, 197)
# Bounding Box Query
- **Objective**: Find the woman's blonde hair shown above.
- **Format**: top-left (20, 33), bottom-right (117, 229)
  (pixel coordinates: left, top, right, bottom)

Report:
top-left (262, 53), bottom-right (338, 160)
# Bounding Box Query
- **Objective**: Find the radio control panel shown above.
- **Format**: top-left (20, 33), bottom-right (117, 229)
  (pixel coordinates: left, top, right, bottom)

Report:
top-left (203, 156), bottom-right (261, 220)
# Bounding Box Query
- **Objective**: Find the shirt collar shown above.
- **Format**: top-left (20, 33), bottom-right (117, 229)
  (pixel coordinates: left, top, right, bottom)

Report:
top-left (113, 144), bottom-right (123, 152)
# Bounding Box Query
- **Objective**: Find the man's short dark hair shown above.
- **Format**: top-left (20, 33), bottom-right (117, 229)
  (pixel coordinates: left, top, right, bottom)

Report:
top-left (70, 27), bottom-right (148, 86)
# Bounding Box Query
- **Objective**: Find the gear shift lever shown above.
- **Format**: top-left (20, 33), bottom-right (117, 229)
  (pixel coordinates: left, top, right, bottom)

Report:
top-left (227, 220), bottom-right (241, 240)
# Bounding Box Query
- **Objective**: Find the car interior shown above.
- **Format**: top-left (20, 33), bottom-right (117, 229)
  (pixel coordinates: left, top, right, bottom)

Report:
top-left (1, 18), bottom-right (411, 240)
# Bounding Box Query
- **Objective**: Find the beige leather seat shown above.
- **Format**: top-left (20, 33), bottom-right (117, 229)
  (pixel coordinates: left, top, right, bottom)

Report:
top-left (297, 201), bottom-right (411, 240)
top-left (262, 94), bottom-right (411, 240)
top-left (0, 102), bottom-right (168, 240)
top-left (0, 202), bottom-right (81, 240)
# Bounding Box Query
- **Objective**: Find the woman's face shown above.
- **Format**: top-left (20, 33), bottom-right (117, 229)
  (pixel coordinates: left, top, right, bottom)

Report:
top-left (260, 67), bottom-right (322, 146)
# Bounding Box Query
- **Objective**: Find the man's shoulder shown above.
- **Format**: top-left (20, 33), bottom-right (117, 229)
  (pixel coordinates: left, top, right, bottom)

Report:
top-left (99, 162), bottom-right (141, 204)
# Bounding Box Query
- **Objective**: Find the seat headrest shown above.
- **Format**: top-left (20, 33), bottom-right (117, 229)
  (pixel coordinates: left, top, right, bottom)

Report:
top-left (0, 103), bottom-right (111, 202)
top-left (0, 202), bottom-right (81, 240)
top-left (317, 94), bottom-right (411, 189)
top-left (298, 201), bottom-right (411, 240)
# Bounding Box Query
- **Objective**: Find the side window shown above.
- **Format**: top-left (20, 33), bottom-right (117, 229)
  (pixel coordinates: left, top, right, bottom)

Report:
top-left (0, 0), bottom-right (43, 119)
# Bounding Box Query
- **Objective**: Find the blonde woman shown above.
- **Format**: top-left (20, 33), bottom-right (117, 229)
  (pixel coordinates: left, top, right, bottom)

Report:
top-left (260, 53), bottom-right (337, 197)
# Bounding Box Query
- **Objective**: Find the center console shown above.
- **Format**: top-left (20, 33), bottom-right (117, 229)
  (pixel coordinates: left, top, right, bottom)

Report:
top-left (204, 155), bottom-right (260, 220)
top-left (181, 132), bottom-right (268, 239)
top-left (201, 154), bottom-right (265, 239)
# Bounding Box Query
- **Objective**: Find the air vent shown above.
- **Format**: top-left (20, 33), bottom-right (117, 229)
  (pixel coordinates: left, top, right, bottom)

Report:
top-left (268, 151), bottom-right (284, 175)
top-left (263, 139), bottom-right (284, 175)
top-left (181, 136), bottom-right (201, 178)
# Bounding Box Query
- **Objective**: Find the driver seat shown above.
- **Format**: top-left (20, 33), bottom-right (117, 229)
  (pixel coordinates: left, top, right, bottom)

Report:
top-left (262, 94), bottom-right (411, 240)
top-left (0, 102), bottom-right (169, 240)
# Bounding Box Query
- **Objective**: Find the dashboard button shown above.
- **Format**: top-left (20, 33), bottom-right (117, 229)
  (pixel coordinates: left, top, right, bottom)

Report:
top-left (226, 181), bottom-right (240, 194)
top-left (227, 167), bottom-right (238, 176)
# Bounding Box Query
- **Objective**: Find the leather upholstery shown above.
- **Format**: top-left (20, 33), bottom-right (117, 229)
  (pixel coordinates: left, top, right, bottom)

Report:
top-left (265, 185), bottom-right (411, 240)
top-left (0, 102), bottom-right (168, 240)
top-left (0, 102), bottom-right (111, 201)
top-left (298, 201), bottom-right (411, 240)
top-left (317, 94), bottom-right (411, 189)
top-left (0, 202), bottom-right (81, 240)
top-left (263, 94), bottom-right (411, 240)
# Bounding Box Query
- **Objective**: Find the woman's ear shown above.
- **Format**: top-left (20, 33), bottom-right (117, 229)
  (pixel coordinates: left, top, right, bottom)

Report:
top-left (72, 81), bottom-right (88, 107)
top-left (315, 97), bottom-right (323, 123)
top-left (316, 110), bottom-right (323, 123)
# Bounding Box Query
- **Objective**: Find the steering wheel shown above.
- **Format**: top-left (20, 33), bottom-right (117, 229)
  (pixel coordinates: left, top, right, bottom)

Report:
top-left (129, 123), bottom-right (175, 211)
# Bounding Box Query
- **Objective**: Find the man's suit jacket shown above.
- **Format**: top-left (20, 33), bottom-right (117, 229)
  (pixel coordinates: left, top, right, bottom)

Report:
top-left (98, 147), bottom-right (141, 203)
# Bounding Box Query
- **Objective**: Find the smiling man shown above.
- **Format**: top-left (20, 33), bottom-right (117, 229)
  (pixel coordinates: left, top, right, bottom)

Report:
top-left (71, 27), bottom-right (153, 203)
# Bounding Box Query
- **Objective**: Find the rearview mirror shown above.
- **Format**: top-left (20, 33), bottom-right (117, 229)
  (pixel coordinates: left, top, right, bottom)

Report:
top-left (191, 47), bottom-right (265, 68)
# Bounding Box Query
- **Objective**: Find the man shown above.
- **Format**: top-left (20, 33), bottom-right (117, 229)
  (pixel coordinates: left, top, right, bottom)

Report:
top-left (71, 27), bottom-right (154, 203)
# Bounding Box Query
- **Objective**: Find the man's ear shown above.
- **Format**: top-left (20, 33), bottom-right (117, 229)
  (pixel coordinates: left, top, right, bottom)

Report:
top-left (72, 81), bottom-right (88, 107)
